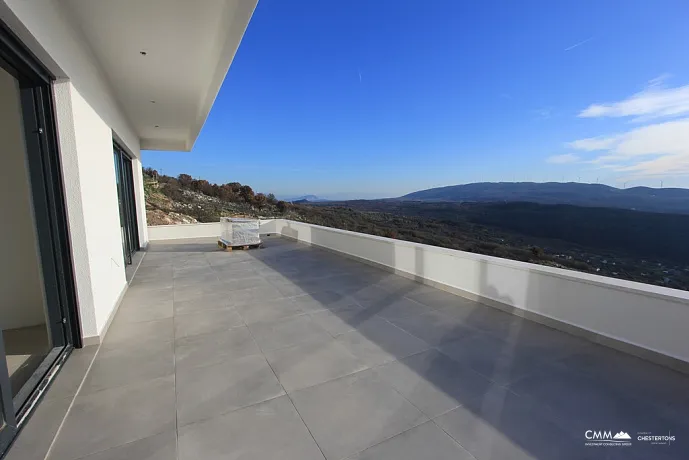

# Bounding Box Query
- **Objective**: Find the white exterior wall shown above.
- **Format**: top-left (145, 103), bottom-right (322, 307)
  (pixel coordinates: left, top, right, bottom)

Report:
top-left (70, 85), bottom-right (128, 335)
top-left (53, 82), bottom-right (129, 340)
top-left (1, 1), bottom-right (148, 342)
top-left (264, 219), bottom-right (689, 366)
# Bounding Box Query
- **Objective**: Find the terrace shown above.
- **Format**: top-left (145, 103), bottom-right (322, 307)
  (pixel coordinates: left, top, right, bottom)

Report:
top-left (16, 233), bottom-right (688, 460)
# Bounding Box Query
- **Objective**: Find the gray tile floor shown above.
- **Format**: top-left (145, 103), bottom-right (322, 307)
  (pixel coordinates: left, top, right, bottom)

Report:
top-left (45, 236), bottom-right (688, 460)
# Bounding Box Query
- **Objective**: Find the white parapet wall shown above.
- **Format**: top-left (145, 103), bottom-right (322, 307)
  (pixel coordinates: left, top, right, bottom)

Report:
top-left (148, 219), bottom-right (280, 241)
top-left (148, 222), bottom-right (221, 241)
top-left (268, 219), bottom-right (689, 369)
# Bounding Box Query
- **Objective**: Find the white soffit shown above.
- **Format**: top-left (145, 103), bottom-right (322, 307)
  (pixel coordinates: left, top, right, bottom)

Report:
top-left (64, 0), bottom-right (257, 151)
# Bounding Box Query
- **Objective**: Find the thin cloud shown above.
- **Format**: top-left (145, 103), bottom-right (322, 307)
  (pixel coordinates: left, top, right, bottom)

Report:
top-left (568, 136), bottom-right (620, 151)
top-left (570, 118), bottom-right (689, 176)
top-left (579, 76), bottom-right (689, 121)
top-left (546, 154), bottom-right (581, 164)
top-left (358, 68), bottom-right (362, 83)
top-left (564, 37), bottom-right (593, 51)
top-left (533, 108), bottom-right (553, 120)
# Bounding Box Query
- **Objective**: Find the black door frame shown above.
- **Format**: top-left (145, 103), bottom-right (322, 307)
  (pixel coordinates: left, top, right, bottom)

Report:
top-left (113, 142), bottom-right (140, 265)
top-left (0, 21), bottom-right (81, 456)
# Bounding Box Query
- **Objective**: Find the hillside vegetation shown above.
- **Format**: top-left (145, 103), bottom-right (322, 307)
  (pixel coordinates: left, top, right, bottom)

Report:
top-left (143, 169), bottom-right (689, 291)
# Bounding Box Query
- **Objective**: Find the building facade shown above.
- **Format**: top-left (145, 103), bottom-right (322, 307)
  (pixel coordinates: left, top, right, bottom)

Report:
top-left (0, 1), bottom-right (256, 454)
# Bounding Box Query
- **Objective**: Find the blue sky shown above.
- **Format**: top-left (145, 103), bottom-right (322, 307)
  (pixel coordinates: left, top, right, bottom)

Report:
top-left (143, 0), bottom-right (689, 199)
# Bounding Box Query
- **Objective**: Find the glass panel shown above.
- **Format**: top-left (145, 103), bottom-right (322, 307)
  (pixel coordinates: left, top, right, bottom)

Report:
top-left (124, 157), bottom-right (138, 252)
top-left (0, 66), bottom-right (54, 400)
top-left (113, 146), bottom-right (139, 264)
top-left (114, 150), bottom-right (131, 264)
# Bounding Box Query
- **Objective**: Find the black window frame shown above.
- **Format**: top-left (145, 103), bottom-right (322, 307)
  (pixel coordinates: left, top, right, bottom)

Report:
top-left (113, 142), bottom-right (140, 265)
top-left (0, 19), bottom-right (81, 457)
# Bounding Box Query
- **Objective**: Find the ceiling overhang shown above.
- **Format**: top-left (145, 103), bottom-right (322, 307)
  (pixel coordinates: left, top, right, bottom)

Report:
top-left (64, 0), bottom-right (257, 151)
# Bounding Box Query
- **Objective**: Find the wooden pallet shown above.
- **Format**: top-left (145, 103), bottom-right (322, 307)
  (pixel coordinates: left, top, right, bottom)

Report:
top-left (217, 240), bottom-right (262, 252)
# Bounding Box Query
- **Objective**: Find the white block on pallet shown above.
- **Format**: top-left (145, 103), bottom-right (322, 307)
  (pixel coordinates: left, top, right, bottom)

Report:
top-left (220, 218), bottom-right (261, 246)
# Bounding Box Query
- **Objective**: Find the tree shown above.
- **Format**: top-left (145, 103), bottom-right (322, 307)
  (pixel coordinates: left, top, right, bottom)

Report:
top-left (227, 182), bottom-right (242, 194)
top-left (266, 193), bottom-right (277, 204)
top-left (239, 185), bottom-right (254, 203)
top-left (218, 184), bottom-right (236, 202)
top-left (276, 201), bottom-right (288, 213)
top-left (190, 179), bottom-right (212, 195)
top-left (254, 193), bottom-right (267, 210)
top-left (178, 174), bottom-right (193, 187)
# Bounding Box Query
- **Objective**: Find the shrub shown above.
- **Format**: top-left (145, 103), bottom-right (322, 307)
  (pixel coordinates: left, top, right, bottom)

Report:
top-left (178, 174), bottom-right (193, 187)
top-left (254, 193), bottom-right (267, 210)
top-left (239, 185), bottom-right (254, 202)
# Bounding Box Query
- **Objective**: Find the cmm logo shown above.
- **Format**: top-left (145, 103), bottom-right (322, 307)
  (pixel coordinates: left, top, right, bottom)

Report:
top-left (585, 430), bottom-right (632, 446)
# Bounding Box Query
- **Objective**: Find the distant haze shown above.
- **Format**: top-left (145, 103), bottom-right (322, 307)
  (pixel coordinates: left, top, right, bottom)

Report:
top-left (400, 182), bottom-right (689, 214)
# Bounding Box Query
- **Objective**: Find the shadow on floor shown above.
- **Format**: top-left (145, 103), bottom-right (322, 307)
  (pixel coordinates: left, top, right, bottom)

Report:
top-left (239, 234), bottom-right (689, 460)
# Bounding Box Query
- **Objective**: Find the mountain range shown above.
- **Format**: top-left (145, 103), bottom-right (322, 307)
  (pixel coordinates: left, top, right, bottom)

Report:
top-left (400, 182), bottom-right (689, 214)
top-left (285, 195), bottom-right (329, 203)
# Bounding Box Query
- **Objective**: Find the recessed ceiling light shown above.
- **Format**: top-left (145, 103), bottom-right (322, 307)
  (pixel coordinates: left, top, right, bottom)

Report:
top-left (140, 51), bottom-right (147, 55)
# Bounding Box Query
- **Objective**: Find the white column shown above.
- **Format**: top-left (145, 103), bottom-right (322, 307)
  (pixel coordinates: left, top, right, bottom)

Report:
top-left (52, 80), bottom-right (127, 343)
top-left (131, 156), bottom-right (149, 247)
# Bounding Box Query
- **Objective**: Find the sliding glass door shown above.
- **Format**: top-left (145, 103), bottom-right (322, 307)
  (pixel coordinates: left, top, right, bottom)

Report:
top-left (114, 143), bottom-right (139, 265)
top-left (0, 22), bottom-right (80, 455)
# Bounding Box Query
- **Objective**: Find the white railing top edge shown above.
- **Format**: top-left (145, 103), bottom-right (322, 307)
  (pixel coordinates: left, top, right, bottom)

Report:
top-left (148, 222), bottom-right (220, 228)
top-left (148, 218), bottom-right (278, 229)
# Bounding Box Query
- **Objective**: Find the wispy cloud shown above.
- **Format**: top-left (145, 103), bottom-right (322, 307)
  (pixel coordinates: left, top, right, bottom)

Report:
top-left (533, 108), bottom-right (553, 120)
top-left (358, 68), bottom-right (362, 84)
top-left (564, 37), bottom-right (593, 51)
top-left (546, 153), bottom-right (581, 164)
top-left (579, 76), bottom-right (689, 121)
top-left (568, 136), bottom-right (620, 151)
top-left (570, 118), bottom-right (689, 176)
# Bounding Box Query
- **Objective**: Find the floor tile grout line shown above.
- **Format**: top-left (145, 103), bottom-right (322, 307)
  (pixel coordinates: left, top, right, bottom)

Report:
top-left (53, 428), bottom-right (174, 460)
top-left (236, 298), bottom-right (329, 460)
top-left (41, 345), bottom-right (102, 460)
top-left (42, 250), bottom-right (156, 459)
top-left (172, 275), bottom-right (181, 460)
top-left (377, 315), bottom-right (435, 350)
top-left (344, 417), bottom-right (473, 460)
top-left (327, 370), bottom-right (434, 460)
top-left (362, 346), bottom-right (491, 424)
top-left (176, 392), bottom-right (291, 433)
top-left (427, 417), bottom-right (479, 460)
